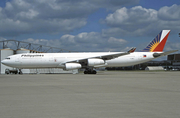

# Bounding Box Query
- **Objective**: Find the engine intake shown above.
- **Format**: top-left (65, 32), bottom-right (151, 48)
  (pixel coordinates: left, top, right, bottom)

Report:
top-left (88, 58), bottom-right (105, 66)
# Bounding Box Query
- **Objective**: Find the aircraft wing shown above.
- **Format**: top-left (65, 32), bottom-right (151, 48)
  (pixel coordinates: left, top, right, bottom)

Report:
top-left (61, 51), bottom-right (131, 65)
top-left (96, 52), bottom-right (130, 60)
top-left (99, 47), bottom-right (136, 60)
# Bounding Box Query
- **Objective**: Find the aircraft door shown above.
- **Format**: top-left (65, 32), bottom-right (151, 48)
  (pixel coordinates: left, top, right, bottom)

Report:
top-left (15, 56), bottom-right (21, 64)
top-left (15, 57), bottom-right (19, 62)
top-left (138, 53), bottom-right (147, 61)
top-left (49, 56), bottom-right (54, 62)
top-left (138, 53), bottom-right (143, 60)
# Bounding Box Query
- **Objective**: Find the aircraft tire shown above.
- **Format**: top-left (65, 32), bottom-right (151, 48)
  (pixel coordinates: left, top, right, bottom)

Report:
top-left (84, 71), bottom-right (88, 74)
top-left (84, 70), bottom-right (97, 74)
top-left (92, 70), bottom-right (97, 74)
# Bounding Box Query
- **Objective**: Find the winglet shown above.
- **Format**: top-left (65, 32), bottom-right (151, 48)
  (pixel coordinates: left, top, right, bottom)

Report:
top-left (142, 30), bottom-right (170, 52)
top-left (128, 47), bottom-right (136, 53)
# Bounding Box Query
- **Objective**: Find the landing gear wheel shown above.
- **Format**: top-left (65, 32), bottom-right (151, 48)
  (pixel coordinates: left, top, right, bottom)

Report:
top-left (84, 69), bottom-right (97, 74)
top-left (18, 69), bottom-right (23, 74)
top-left (84, 70), bottom-right (88, 74)
top-left (5, 69), bottom-right (10, 74)
top-left (92, 70), bottom-right (96, 74)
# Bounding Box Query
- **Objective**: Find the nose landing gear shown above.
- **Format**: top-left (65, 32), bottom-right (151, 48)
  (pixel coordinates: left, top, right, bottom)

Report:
top-left (5, 68), bottom-right (23, 74)
top-left (5, 69), bottom-right (18, 74)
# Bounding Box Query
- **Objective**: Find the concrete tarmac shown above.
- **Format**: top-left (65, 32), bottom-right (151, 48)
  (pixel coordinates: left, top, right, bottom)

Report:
top-left (0, 71), bottom-right (180, 118)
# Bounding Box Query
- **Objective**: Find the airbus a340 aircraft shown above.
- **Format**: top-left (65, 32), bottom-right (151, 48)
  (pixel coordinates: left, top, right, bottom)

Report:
top-left (1, 30), bottom-right (178, 74)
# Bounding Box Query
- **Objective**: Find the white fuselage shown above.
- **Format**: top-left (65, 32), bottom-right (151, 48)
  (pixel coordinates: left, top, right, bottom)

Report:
top-left (1, 52), bottom-right (158, 69)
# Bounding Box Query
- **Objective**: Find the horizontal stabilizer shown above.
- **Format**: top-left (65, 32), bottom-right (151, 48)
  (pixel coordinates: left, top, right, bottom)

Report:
top-left (153, 50), bottom-right (178, 58)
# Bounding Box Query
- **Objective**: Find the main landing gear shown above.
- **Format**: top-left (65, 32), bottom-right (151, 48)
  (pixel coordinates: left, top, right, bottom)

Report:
top-left (84, 69), bottom-right (97, 74)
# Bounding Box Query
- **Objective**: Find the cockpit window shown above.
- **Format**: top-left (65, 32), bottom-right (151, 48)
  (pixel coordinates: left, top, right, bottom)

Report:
top-left (5, 57), bottom-right (10, 60)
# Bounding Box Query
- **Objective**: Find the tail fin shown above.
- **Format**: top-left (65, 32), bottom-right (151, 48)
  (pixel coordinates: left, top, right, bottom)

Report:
top-left (142, 30), bottom-right (170, 52)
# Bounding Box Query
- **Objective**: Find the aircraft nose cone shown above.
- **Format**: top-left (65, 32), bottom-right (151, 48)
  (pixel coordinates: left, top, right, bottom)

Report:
top-left (1, 60), bottom-right (10, 66)
top-left (1, 60), bottom-right (5, 64)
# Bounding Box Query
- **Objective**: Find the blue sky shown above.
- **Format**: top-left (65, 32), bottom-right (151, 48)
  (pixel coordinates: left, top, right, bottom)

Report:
top-left (0, 0), bottom-right (180, 53)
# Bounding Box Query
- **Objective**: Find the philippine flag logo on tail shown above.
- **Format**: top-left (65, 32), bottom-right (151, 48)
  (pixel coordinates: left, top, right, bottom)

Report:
top-left (142, 30), bottom-right (170, 52)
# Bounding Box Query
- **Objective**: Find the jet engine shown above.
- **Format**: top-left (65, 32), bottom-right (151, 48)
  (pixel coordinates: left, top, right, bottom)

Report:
top-left (64, 63), bottom-right (82, 70)
top-left (88, 58), bottom-right (105, 66)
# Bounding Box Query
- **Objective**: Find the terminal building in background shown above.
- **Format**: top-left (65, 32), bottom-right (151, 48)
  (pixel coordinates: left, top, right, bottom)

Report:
top-left (167, 54), bottom-right (180, 69)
